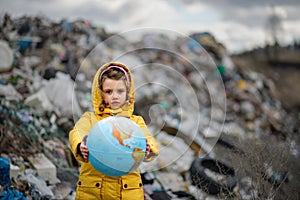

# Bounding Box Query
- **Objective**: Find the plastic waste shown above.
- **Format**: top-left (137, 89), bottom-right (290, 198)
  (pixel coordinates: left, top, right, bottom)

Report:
top-left (0, 40), bottom-right (13, 73)
top-left (0, 157), bottom-right (10, 187)
top-left (0, 189), bottom-right (27, 200)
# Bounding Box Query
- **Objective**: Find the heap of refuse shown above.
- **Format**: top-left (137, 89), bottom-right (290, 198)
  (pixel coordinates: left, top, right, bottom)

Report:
top-left (0, 14), bottom-right (299, 200)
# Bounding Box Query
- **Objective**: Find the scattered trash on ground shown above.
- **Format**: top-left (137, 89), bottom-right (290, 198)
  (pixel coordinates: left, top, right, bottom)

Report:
top-left (0, 13), bottom-right (299, 199)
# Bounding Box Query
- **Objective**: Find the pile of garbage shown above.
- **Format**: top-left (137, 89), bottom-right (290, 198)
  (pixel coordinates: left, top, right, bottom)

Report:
top-left (0, 13), bottom-right (299, 200)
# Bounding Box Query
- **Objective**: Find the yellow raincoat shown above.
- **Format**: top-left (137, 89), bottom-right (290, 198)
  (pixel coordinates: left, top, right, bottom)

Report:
top-left (69, 62), bottom-right (159, 199)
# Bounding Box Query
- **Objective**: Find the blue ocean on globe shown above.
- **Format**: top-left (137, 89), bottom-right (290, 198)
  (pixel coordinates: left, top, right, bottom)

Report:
top-left (86, 116), bottom-right (147, 176)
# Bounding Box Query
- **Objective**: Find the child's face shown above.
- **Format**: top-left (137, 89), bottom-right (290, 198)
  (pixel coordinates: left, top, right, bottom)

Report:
top-left (102, 78), bottom-right (127, 110)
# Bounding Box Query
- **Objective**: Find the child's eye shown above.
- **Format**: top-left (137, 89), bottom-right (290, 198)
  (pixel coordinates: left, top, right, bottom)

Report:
top-left (104, 90), bottom-right (112, 94)
top-left (117, 89), bottom-right (125, 94)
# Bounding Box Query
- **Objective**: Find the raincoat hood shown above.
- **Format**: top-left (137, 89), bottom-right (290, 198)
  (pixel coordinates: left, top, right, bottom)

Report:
top-left (92, 62), bottom-right (135, 119)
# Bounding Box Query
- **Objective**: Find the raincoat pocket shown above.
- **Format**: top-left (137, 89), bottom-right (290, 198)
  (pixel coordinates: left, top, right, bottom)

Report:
top-left (121, 175), bottom-right (144, 199)
top-left (76, 178), bottom-right (102, 200)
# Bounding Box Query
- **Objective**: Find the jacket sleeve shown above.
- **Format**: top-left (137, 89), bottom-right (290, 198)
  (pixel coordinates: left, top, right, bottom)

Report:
top-left (69, 112), bottom-right (92, 162)
top-left (135, 116), bottom-right (160, 162)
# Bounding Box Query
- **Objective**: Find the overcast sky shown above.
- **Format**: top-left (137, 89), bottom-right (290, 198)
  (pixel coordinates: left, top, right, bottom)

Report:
top-left (1, 0), bottom-right (299, 53)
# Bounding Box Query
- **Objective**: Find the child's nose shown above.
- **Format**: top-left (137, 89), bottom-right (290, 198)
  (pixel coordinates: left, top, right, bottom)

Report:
top-left (112, 91), bottom-right (118, 98)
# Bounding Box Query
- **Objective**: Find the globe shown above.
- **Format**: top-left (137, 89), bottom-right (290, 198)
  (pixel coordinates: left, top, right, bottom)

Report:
top-left (86, 116), bottom-right (147, 176)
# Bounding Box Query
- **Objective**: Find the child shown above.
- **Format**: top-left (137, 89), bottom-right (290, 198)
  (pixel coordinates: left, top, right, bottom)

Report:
top-left (69, 62), bottom-right (160, 199)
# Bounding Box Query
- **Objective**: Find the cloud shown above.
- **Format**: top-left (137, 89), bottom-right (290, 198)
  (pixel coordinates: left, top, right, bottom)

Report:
top-left (1, 0), bottom-right (299, 53)
top-left (99, 0), bottom-right (180, 31)
top-left (182, 0), bottom-right (298, 26)
top-left (190, 0), bottom-right (299, 9)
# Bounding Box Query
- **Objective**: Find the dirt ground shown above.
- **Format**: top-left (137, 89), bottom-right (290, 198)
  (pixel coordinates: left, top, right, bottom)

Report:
top-left (212, 133), bottom-right (300, 200)
top-left (224, 48), bottom-right (300, 199)
top-left (231, 49), bottom-right (300, 113)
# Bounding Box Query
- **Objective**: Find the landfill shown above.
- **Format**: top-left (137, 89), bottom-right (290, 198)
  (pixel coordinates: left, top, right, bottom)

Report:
top-left (0, 14), bottom-right (299, 200)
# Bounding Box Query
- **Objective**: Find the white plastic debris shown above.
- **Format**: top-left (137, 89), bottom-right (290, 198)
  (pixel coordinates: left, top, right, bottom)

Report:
top-left (25, 88), bottom-right (54, 113)
top-left (0, 84), bottom-right (23, 101)
top-left (43, 72), bottom-right (82, 117)
top-left (27, 153), bottom-right (59, 184)
top-left (0, 40), bottom-right (13, 72)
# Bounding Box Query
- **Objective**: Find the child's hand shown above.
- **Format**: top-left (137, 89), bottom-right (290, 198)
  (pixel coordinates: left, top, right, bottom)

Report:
top-left (144, 140), bottom-right (150, 161)
top-left (80, 135), bottom-right (89, 162)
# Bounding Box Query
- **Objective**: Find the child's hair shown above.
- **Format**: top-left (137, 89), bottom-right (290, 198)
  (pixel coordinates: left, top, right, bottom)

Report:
top-left (98, 66), bottom-right (130, 111)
